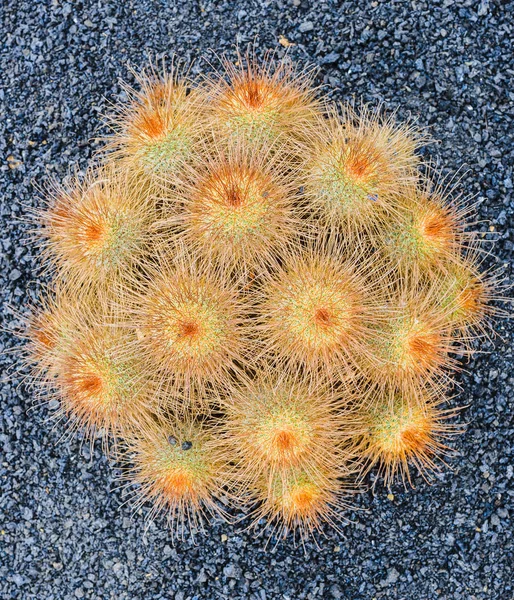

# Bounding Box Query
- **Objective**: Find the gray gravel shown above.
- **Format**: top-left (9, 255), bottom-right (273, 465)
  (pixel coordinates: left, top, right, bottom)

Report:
top-left (1, 1), bottom-right (513, 599)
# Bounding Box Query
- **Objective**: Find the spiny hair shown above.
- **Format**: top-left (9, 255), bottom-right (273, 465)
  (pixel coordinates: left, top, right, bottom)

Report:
top-left (54, 320), bottom-right (154, 444)
top-left (120, 414), bottom-right (232, 539)
top-left (38, 166), bottom-right (154, 289)
top-left (256, 238), bottom-right (391, 381)
top-left (356, 383), bottom-right (460, 487)
top-left (303, 104), bottom-right (423, 239)
top-left (21, 288), bottom-right (155, 451)
top-left (22, 283), bottom-right (95, 388)
top-left (380, 176), bottom-right (475, 274)
top-left (250, 464), bottom-right (354, 544)
top-left (104, 61), bottom-right (207, 179)
top-left (206, 49), bottom-right (322, 152)
top-left (119, 247), bottom-right (251, 407)
top-left (362, 273), bottom-right (458, 393)
top-left (157, 139), bottom-right (305, 275)
top-left (219, 367), bottom-right (358, 491)
top-left (430, 251), bottom-right (508, 350)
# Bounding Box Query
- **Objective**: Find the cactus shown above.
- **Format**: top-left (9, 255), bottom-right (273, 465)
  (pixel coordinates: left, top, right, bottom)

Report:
top-left (25, 52), bottom-right (500, 543)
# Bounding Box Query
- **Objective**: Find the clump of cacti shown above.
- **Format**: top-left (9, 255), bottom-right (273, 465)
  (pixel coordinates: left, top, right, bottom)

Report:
top-left (24, 51), bottom-right (500, 543)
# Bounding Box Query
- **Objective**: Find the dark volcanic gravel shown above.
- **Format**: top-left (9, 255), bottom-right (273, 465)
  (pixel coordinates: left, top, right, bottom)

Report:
top-left (2, 1), bottom-right (513, 599)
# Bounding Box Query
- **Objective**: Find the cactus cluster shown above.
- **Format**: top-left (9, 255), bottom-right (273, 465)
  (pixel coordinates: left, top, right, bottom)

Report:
top-left (26, 53), bottom-right (498, 542)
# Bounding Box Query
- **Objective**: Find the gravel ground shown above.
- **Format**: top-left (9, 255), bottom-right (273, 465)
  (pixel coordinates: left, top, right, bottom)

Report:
top-left (2, 1), bottom-right (513, 599)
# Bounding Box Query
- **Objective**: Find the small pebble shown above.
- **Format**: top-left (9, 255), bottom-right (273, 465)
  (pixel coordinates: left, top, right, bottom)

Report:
top-left (299, 21), bottom-right (314, 33)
